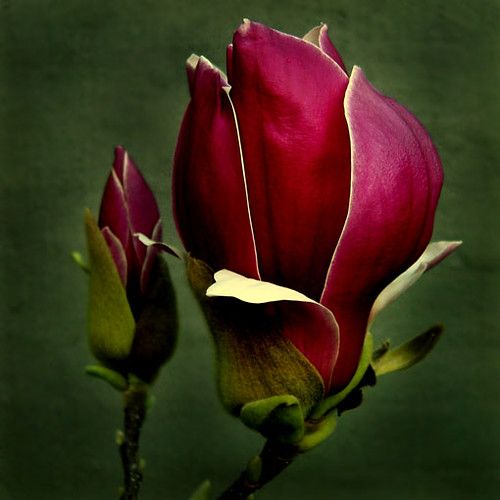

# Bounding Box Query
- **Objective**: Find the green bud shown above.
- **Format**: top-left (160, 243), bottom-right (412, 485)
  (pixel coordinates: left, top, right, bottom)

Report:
top-left (240, 395), bottom-right (305, 444)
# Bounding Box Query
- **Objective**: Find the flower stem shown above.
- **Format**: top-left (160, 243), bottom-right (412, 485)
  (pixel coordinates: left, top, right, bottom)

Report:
top-left (118, 382), bottom-right (148, 499)
top-left (217, 440), bottom-right (299, 499)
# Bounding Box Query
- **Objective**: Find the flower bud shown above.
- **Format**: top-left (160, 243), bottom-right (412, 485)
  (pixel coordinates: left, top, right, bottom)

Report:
top-left (85, 147), bottom-right (177, 383)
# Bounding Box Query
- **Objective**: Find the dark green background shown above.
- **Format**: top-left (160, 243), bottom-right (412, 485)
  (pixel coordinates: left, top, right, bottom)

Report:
top-left (1, 0), bottom-right (499, 498)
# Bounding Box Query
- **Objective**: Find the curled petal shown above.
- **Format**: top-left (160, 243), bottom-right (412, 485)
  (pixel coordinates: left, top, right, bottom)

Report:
top-left (206, 269), bottom-right (339, 392)
top-left (369, 240), bottom-right (462, 324)
top-left (321, 66), bottom-right (444, 390)
top-left (230, 20), bottom-right (350, 299)
top-left (303, 24), bottom-right (346, 72)
top-left (173, 55), bottom-right (260, 279)
top-left (207, 269), bottom-right (314, 304)
top-left (279, 302), bottom-right (339, 394)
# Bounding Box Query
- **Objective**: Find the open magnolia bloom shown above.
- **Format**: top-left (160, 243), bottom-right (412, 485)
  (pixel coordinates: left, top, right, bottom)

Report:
top-left (173, 20), bottom-right (460, 417)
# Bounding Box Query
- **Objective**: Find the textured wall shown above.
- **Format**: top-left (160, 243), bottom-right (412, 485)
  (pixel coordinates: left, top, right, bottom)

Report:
top-left (1, 1), bottom-right (499, 498)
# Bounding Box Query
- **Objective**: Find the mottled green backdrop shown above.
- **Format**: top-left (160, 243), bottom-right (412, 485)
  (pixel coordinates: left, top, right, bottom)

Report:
top-left (1, 1), bottom-right (499, 498)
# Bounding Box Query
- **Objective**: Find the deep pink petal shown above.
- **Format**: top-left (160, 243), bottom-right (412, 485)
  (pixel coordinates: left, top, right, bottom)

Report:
top-left (119, 148), bottom-right (160, 267)
top-left (321, 67), bottom-right (443, 390)
top-left (303, 24), bottom-right (346, 72)
top-left (112, 145), bottom-right (126, 182)
top-left (98, 169), bottom-right (129, 249)
top-left (101, 227), bottom-right (128, 286)
top-left (226, 44), bottom-right (233, 83)
top-left (172, 56), bottom-right (260, 278)
top-left (279, 302), bottom-right (339, 394)
top-left (230, 20), bottom-right (350, 300)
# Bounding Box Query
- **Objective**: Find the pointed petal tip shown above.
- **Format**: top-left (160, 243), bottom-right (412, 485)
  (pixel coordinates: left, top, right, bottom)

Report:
top-left (186, 53), bottom-right (200, 70)
top-left (112, 146), bottom-right (127, 180)
top-left (236, 18), bottom-right (255, 37)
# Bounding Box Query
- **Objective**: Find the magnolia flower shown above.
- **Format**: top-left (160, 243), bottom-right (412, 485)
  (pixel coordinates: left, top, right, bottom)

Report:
top-left (173, 20), bottom-right (459, 404)
top-left (85, 147), bottom-right (177, 382)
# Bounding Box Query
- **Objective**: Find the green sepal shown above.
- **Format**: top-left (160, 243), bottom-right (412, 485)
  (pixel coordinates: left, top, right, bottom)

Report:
top-left (186, 256), bottom-right (324, 416)
top-left (372, 324), bottom-right (443, 376)
top-left (127, 256), bottom-right (178, 383)
top-left (84, 209), bottom-right (135, 365)
top-left (310, 332), bottom-right (374, 419)
top-left (240, 395), bottom-right (305, 444)
top-left (246, 456), bottom-right (262, 484)
top-left (189, 480), bottom-right (211, 500)
top-left (297, 414), bottom-right (337, 452)
top-left (71, 250), bottom-right (90, 274)
top-left (85, 364), bottom-right (128, 391)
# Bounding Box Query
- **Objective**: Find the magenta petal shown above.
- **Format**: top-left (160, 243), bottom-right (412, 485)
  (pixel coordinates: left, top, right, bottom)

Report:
top-left (112, 145), bottom-right (127, 181)
top-left (230, 20), bottom-right (350, 299)
top-left (172, 56), bottom-right (260, 278)
top-left (120, 149), bottom-right (160, 267)
top-left (101, 227), bottom-right (128, 286)
top-left (303, 24), bottom-right (346, 72)
top-left (98, 169), bottom-right (129, 249)
top-left (279, 302), bottom-right (339, 394)
top-left (226, 44), bottom-right (234, 83)
top-left (321, 67), bottom-right (443, 390)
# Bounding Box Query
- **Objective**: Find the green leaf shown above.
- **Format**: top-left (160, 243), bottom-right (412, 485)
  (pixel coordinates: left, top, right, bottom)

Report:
top-left (240, 395), bottom-right (305, 444)
top-left (310, 332), bottom-right (374, 419)
top-left (85, 209), bottom-right (135, 364)
top-left (85, 364), bottom-right (128, 391)
top-left (71, 250), bottom-right (90, 274)
top-left (372, 325), bottom-right (443, 376)
top-left (189, 480), bottom-right (211, 500)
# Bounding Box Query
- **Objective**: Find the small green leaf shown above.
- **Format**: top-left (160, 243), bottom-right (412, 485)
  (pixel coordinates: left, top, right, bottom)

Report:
top-left (297, 414), bottom-right (337, 452)
top-left (372, 339), bottom-right (390, 362)
top-left (115, 429), bottom-right (125, 445)
top-left (246, 456), bottom-right (262, 484)
top-left (372, 325), bottom-right (443, 376)
top-left (71, 251), bottom-right (90, 274)
top-left (310, 332), bottom-right (374, 419)
top-left (189, 480), bottom-right (211, 500)
top-left (85, 209), bottom-right (135, 364)
top-left (240, 395), bottom-right (305, 444)
top-left (85, 364), bottom-right (128, 391)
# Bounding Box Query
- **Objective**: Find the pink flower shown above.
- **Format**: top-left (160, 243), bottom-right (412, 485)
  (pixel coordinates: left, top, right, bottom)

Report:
top-left (173, 21), bottom-right (459, 395)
